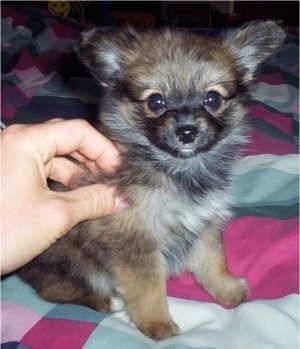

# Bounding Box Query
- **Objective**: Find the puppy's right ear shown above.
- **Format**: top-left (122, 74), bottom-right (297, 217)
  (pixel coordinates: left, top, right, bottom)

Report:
top-left (75, 27), bottom-right (139, 87)
top-left (222, 21), bottom-right (286, 83)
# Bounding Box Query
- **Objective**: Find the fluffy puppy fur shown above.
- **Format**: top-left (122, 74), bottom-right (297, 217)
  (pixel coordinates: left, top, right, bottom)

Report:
top-left (19, 21), bottom-right (285, 340)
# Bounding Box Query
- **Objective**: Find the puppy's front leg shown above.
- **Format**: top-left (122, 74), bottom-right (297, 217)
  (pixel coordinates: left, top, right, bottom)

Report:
top-left (112, 251), bottom-right (179, 340)
top-left (187, 224), bottom-right (248, 306)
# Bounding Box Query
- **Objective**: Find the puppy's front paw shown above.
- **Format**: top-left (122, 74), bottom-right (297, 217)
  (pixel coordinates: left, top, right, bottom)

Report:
top-left (139, 319), bottom-right (180, 341)
top-left (212, 276), bottom-right (248, 307)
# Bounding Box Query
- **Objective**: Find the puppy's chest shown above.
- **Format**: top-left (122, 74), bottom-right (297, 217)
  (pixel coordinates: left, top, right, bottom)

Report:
top-left (131, 185), bottom-right (203, 269)
top-left (126, 175), bottom-right (231, 263)
top-left (132, 179), bottom-right (227, 241)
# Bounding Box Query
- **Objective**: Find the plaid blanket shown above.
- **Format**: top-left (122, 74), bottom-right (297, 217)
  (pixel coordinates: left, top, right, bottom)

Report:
top-left (2, 276), bottom-right (298, 349)
top-left (1, 5), bottom-right (299, 349)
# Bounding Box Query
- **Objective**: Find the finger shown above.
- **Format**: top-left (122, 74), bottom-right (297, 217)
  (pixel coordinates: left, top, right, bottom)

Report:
top-left (68, 151), bottom-right (114, 174)
top-left (39, 119), bottom-right (120, 171)
top-left (45, 157), bottom-right (87, 187)
top-left (58, 184), bottom-right (118, 230)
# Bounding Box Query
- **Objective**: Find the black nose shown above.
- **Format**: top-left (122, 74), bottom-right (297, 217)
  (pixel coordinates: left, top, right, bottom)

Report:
top-left (175, 125), bottom-right (198, 144)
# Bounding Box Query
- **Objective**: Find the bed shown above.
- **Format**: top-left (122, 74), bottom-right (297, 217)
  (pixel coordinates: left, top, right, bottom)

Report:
top-left (1, 5), bottom-right (299, 349)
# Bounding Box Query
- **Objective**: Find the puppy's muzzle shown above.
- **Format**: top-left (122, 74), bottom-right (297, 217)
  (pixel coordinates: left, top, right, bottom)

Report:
top-left (175, 125), bottom-right (198, 144)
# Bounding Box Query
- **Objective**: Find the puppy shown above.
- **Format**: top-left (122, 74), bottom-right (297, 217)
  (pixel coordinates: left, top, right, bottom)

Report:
top-left (19, 21), bottom-right (285, 340)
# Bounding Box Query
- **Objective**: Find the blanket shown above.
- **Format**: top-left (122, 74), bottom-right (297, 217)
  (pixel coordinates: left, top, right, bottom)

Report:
top-left (1, 5), bottom-right (299, 349)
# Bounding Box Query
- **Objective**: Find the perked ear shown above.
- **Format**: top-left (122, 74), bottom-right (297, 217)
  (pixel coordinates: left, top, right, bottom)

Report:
top-left (222, 20), bottom-right (286, 82)
top-left (75, 27), bottom-right (140, 87)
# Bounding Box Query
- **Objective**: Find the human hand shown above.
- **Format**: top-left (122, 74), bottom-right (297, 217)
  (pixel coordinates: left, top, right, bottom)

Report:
top-left (1, 119), bottom-right (121, 274)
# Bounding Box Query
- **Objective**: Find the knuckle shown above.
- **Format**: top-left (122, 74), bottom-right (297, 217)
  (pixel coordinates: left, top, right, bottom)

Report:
top-left (2, 124), bottom-right (25, 143)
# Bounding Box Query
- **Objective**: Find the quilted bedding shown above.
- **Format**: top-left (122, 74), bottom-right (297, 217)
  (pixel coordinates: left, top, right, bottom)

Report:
top-left (1, 5), bottom-right (299, 349)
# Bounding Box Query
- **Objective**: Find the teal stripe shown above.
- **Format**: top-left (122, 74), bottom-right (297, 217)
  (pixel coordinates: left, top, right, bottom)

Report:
top-left (46, 303), bottom-right (108, 323)
top-left (1, 275), bottom-right (55, 314)
top-left (264, 85), bottom-right (299, 114)
top-left (234, 154), bottom-right (299, 176)
top-left (235, 197), bottom-right (299, 210)
top-left (292, 114), bottom-right (299, 145)
top-left (233, 203), bottom-right (299, 219)
top-left (251, 82), bottom-right (298, 115)
top-left (233, 202), bottom-right (299, 219)
top-left (233, 169), bottom-right (299, 205)
top-left (2, 74), bottom-right (21, 84)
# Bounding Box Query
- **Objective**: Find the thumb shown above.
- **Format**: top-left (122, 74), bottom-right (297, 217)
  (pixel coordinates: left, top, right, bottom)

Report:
top-left (62, 184), bottom-right (118, 229)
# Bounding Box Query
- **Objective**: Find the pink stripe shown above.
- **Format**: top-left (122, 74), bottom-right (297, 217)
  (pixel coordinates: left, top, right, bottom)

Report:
top-left (167, 216), bottom-right (299, 302)
top-left (2, 9), bottom-right (30, 27)
top-left (244, 130), bottom-right (298, 156)
top-left (1, 301), bottom-right (41, 342)
top-left (249, 104), bottom-right (293, 135)
top-left (52, 22), bottom-right (83, 39)
top-left (13, 50), bottom-right (69, 74)
top-left (22, 317), bottom-right (97, 349)
top-left (255, 72), bottom-right (284, 85)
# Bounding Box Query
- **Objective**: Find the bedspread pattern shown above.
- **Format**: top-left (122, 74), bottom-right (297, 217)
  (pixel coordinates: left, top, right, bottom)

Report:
top-left (2, 276), bottom-right (299, 349)
top-left (1, 5), bottom-right (299, 349)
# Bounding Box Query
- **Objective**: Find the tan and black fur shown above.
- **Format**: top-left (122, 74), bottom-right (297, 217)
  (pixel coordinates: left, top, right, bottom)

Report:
top-left (19, 21), bottom-right (285, 340)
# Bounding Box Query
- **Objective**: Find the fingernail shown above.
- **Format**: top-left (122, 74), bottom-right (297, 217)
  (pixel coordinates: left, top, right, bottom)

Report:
top-left (114, 195), bottom-right (127, 212)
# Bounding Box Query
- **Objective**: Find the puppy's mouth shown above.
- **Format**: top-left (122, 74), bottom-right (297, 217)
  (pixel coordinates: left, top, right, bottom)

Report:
top-left (155, 123), bottom-right (218, 159)
top-left (142, 109), bottom-right (223, 159)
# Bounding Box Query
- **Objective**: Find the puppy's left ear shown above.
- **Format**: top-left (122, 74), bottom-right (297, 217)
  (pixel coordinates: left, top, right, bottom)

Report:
top-left (75, 27), bottom-right (140, 87)
top-left (222, 20), bottom-right (286, 82)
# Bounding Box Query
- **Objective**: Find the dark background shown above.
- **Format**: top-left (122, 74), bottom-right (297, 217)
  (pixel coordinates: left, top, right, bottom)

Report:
top-left (1, 1), bottom-right (299, 28)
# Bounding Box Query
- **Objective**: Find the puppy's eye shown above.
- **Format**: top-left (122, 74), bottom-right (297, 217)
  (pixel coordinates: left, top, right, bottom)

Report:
top-left (204, 91), bottom-right (222, 110)
top-left (147, 94), bottom-right (166, 113)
